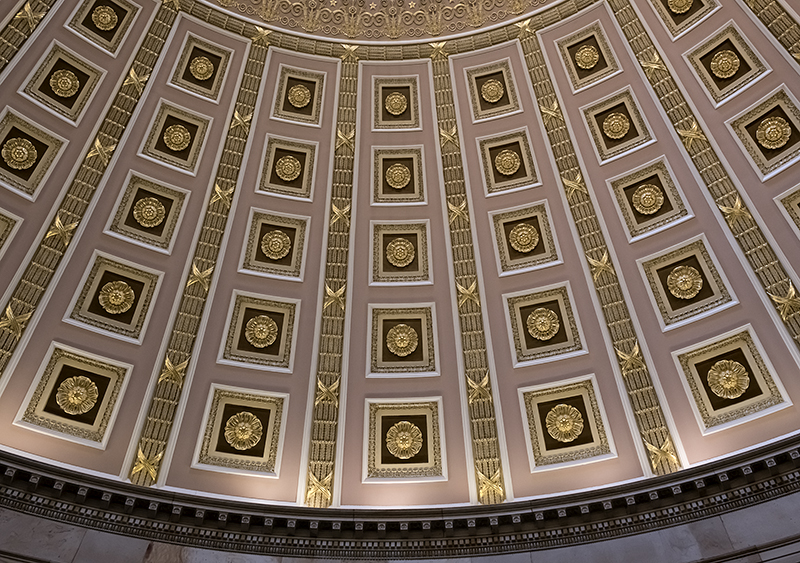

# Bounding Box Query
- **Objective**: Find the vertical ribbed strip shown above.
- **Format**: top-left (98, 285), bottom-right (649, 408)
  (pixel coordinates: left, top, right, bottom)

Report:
top-left (745, 0), bottom-right (800, 61)
top-left (0, 0), bottom-right (56, 74)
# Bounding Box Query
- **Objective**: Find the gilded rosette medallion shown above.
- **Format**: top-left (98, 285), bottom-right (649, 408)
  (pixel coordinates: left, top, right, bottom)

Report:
top-left (244, 315), bottom-right (279, 348)
top-left (189, 56), bottom-right (215, 81)
top-left (1, 138), bottom-right (37, 170)
top-left (602, 112), bottom-right (630, 140)
top-left (386, 323), bottom-right (418, 357)
top-left (385, 420), bottom-right (423, 459)
top-left (631, 184), bottom-right (665, 215)
top-left (526, 308), bottom-right (560, 341)
top-left (544, 404), bottom-right (584, 443)
top-left (384, 91), bottom-right (408, 116)
top-left (385, 163), bottom-right (411, 189)
top-left (386, 237), bottom-right (415, 268)
top-left (480, 79), bottom-right (504, 104)
top-left (163, 124), bottom-right (192, 152)
top-left (274, 155), bottom-right (302, 182)
top-left (668, 0), bottom-right (693, 14)
top-left (494, 149), bottom-right (521, 176)
top-left (575, 45), bottom-right (600, 70)
top-left (49, 69), bottom-right (80, 98)
top-left (756, 116), bottom-right (791, 150)
top-left (55, 375), bottom-right (99, 416)
top-left (224, 411), bottom-right (263, 451)
top-left (710, 50), bottom-right (740, 79)
top-left (287, 84), bottom-right (311, 109)
top-left (98, 280), bottom-right (135, 315)
top-left (260, 229), bottom-right (292, 260)
top-left (508, 223), bottom-right (539, 253)
top-left (91, 5), bottom-right (118, 30)
top-left (707, 359), bottom-right (750, 399)
top-left (132, 197), bottom-right (166, 228)
top-left (667, 265), bottom-right (703, 300)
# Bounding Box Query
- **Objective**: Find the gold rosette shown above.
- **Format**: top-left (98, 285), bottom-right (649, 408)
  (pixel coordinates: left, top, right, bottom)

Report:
top-left (163, 124), bottom-right (192, 152)
top-left (494, 149), bottom-right (521, 176)
top-left (385, 420), bottom-right (423, 459)
top-left (508, 223), bottom-right (539, 253)
top-left (631, 184), bottom-right (664, 215)
top-left (133, 197), bottom-right (166, 228)
top-left (2, 138), bottom-right (37, 170)
top-left (667, 265), bottom-right (703, 300)
top-left (707, 359), bottom-right (750, 399)
top-left (575, 45), bottom-right (600, 70)
top-left (386, 323), bottom-right (419, 357)
top-left (224, 412), bottom-right (263, 451)
top-left (667, 0), bottom-right (693, 14)
top-left (386, 237), bottom-right (415, 268)
top-left (287, 84), bottom-right (311, 108)
top-left (244, 315), bottom-right (279, 348)
top-left (384, 91), bottom-right (408, 116)
top-left (385, 163), bottom-right (411, 189)
top-left (710, 50), bottom-right (740, 79)
top-left (545, 404), bottom-right (584, 443)
top-left (189, 56), bottom-right (215, 81)
top-left (275, 155), bottom-right (302, 182)
top-left (526, 307), bottom-right (560, 341)
top-left (756, 116), bottom-right (791, 150)
top-left (602, 112), bottom-right (630, 140)
top-left (91, 5), bottom-right (118, 30)
top-left (480, 79), bottom-right (504, 103)
top-left (260, 229), bottom-right (292, 260)
top-left (49, 69), bottom-right (80, 98)
top-left (55, 375), bottom-right (99, 416)
top-left (98, 280), bottom-right (135, 315)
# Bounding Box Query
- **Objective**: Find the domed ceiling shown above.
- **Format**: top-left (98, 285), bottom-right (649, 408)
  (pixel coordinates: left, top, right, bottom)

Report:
top-left (0, 0), bottom-right (799, 513)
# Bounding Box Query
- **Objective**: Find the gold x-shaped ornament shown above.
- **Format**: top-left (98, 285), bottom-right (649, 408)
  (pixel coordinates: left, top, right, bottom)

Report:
top-left (644, 436), bottom-right (679, 472)
top-left (324, 283), bottom-right (346, 311)
top-left (540, 100), bottom-right (563, 127)
top-left (87, 137), bottom-right (116, 166)
top-left (447, 199), bottom-right (469, 225)
top-left (230, 110), bottom-right (252, 133)
top-left (562, 172), bottom-right (588, 201)
top-left (639, 50), bottom-right (666, 81)
top-left (429, 42), bottom-right (448, 60)
top-left (336, 128), bottom-right (355, 152)
top-left (123, 68), bottom-right (150, 96)
top-left (615, 341), bottom-right (646, 374)
top-left (45, 214), bottom-right (79, 248)
top-left (330, 203), bottom-right (350, 227)
top-left (769, 282), bottom-right (800, 321)
top-left (718, 195), bottom-right (751, 226)
top-left (187, 261), bottom-right (214, 292)
top-left (477, 468), bottom-right (504, 502)
top-left (315, 377), bottom-right (340, 407)
top-left (515, 18), bottom-right (532, 38)
top-left (306, 471), bottom-right (333, 505)
top-left (0, 306), bottom-right (33, 340)
top-left (251, 26), bottom-right (272, 45)
top-left (587, 250), bottom-right (615, 282)
top-left (210, 183), bottom-right (234, 209)
top-left (467, 371), bottom-right (492, 405)
top-left (439, 125), bottom-right (459, 150)
top-left (14, 2), bottom-right (45, 32)
top-left (457, 279), bottom-right (480, 309)
top-left (131, 447), bottom-right (164, 482)
top-left (158, 356), bottom-right (190, 386)
top-left (677, 120), bottom-right (706, 152)
top-left (340, 44), bottom-right (359, 61)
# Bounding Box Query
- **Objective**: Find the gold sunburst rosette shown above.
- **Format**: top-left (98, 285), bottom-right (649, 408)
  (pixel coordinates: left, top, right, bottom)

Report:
top-left (667, 265), bottom-right (703, 300)
top-left (287, 84), bottom-right (311, 108)
top-left (260, 229), bottom-right (292, 260)
top-left (707, 359), bottom-right (750, 399)
top-left (385, 163), bottom-right (411, 189)
top-left (494, 149), bottom-right (521, 176)
top-left (91, 5), bottom-right (118, 30)
top-left (602, 112), bottom-right (631, 140)
top-left (545, 404), bottom-right (584, 443)
top-left (49, 69), bottom-right (80, 98)
top-left (98, 280), bottom-right (135, 315)
top-left (1, 138), bottom-right (37, 170)
top-left (756, 116), bottom-right (792, 150)
top-left (133, 197), bottom-right (166, 228)
top-left (163, 124), bottom-right (192, 152)
top-left (632, 184), bottom-right (665, 215)
top-left (526, 307), bottom-right (560, 341)
top-left (667, 0), bottom-right (693, 14)
top-left (244, 314), bottom-right (279, 348)
top-left (385, 420), bottom-right (423, 459)
top-left (224, 412), bottom-right (263, 451)
top-left (275, 155), bottom-right (303, 182)
top-left (189, 56), bottom-right (214, 81)
top-left (508, 223), bottom-right (539, 253)
top-left (710, 50), bottom-right (740, 79)
top-left (480, 78), bottom-right (504, 103)
top-left (386, 237), bottom-right (415, 268)
top-left (384, 91), bottom-right (408, 116)
top-left (575, 45), bottom-right (600, 70)
top-left (386, 323), bottom-right (419, 357)
top-left (55, 375), bottom-right (99, 416)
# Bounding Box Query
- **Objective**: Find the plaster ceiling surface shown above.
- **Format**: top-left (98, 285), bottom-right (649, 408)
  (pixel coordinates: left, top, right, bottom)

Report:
top-left (0, 0), bottom-right (799, 513)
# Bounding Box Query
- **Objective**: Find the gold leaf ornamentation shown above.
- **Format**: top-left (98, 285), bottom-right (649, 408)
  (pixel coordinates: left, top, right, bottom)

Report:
top-left (587, 250), bottom-right (615, 282)
top-left (123, 68), bottom-right (150, 96)
top-left (494, 149), bottom-right (521, 176)
top-left (575, 45), bottom-right (599, 70)
top-left (158, 357), bottom-right (189, 386)
top-left (545, 404), bottom-right (584, 443)
top-left (667, 265), bottom-right (703, 300)
top-left (14, 2), bottom-right (45, 32)
top-left (677, 121), bottom-right (706, 152)
top-left (429, 42), bottom-right (448, 60)
top-left (384, 91), bottom-right (408, 116)
top-left (55, 376), bottom-right (98, 415)
top-left (768, 282), bottom-right (800, 321)
top-left (163, 124), bottom-right (191, 152)
top-left (49, 69), bottom-right (80, 98)
top-left (1, 138), bottom-right (37, 170)
top-left (508, 223), bottom-right (539, 253)
top-left (230, 110), bottom-right (252, 133)
top-left (540, 100), bottom-right (563, 126)
top-left (133, 197), bottom-right (166, 228)
top-left (467, 371), bottom-right (492, 405)
top-left (91, 5), bottom-right (118, 30)
top-left (526, 307), bottom-right (559, 341)
top-left (447, 199), bottom-right (468, 224)
top-left (480, 78), bottom-right (504, 103)
top-left (562, 172), bottom-right (588, 201)
top-left (315, 377), bottom-right (340, 407)
top-left (45, 214), bottom-right (79, 248)
top-left (244, 315), bottom-right (279, 348)
top-left (224, 412), bottom-right (263, 451)
top-left (386, 323), bottom-right (418, 357)
top-left (251, 26), bottom-right (271, 45)
top-left (602, 112), bottom-right (630, 139)
top-left (707, 359), bottom-right (750, 399)
top-left (131, 448), bottom-right (163, 482)
top-left (323, 283), bottom-right (346, 311)
top-left (275, 155), bottom-right (303, 182)
top-left (632, 184), bottom-right (664, 215)
top-left (718, 195), bottom-right (752, 226)
top-left (385, 237), bottom-right (415, 268)
top-left (98, 281), bottom-right (135, 315)
top-left (211, 183), bottom-right (233, 209)
top-left (756, 116), bottom-right (792, 150)
top-left (477, 468), bottom-right (504, 501)
top-left (710, 50), bottom-right (740, 79)
top-left (306, 470), bottom-right (333, 505)
top-left (189, 56), bottom-right (214, 81)
top-left (330, 203), bottom-right (350, 227)
top-left (186, 261), bottom-right (213, 292)
top-left (385, 420), bottom-right (423, 459)
top-left (260, 229), bottom-right (292, 260)
top-left (336, 128), bottom-right (355, 152)
top-left (340, 44), bottom-right (359, 61)
top-left (385, 162), bottom-right (411, 189)
top-left (616, 341), bottom-right (646, 374)
top-left (439, 125), bottom-right (459, 149)
top-left (639, 50), bottom-right (666, 80)
top-left (457, 279), bottom-right (479, 308)
top-left (287, 84), bottom-right (312, 108)
top-left (0, 306), bottom-right (33, 340)
top-left (644, 436), bottom-right (680, 471)
top-left (668, 0), bottom-right (693, 14)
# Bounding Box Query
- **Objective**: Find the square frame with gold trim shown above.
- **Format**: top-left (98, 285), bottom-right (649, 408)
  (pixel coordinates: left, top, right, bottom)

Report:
top-left (369, 304), bottom-right (438, 377)
top-left (371, 146), bottom-right (425, 205)
top-left (464, 58), bottom-right (521, 122)
top-left (555, 20), bottom-right (621, 93)
top-left (775, 182), bottom-right (800, 240)
top-left (271, 64), bottom-right (326, 127)
top-left (648, 0), bottom-right (719, 40)
top-left (140, 100), bottom-right (211, 174)
top-left (169, 32), bottom-right (233, 102)
top-left (489, 200), bottom-right (560, 276)
top-left (372, 76), bottom-right (420, 131)
top-left (239, 208), bottom-right (309, 281)
top-left (258, 134), bottom-right (317, 201)
top-left (581, 88), bottom-right (654, 164)
top-left (66, 0), bottom-right (141, 56)
top-left (477, 128), bottom-right (538, 196)
top-left (0, 206), bottom-right (21, 262)
top-left (370, 220), bottom-right (431, 285)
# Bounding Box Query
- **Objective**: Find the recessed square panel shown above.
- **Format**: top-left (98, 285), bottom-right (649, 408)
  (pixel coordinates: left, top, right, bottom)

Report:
top-left (674, 327), bottom-right (787, 432)
top-left (0, 208), bottom-right (20, 260)
top-left (240, 209), bottom-right (308, 280)
top-left (373, 77), bottom-right (420, 130)
top-left (490, 201), bottom-right (559, 275)
top-left (195, 384), bottom-right (286, 475)
top-left (478, 129), bottom-right (537, 195)
top-left (259, 136), bottom-right (316, 201)
top-left (465, 59), bottom-right (520, 121)
top-left (370, 305), bottom-right (436, 376)
top-left (366, 399), bottom-right (443, 480)
top-left (583, 89), bottom-right (653, 163)
top-left (170, 33), bottom-right (232, 101)
top-left (372, 147), bottom-right (424, 205)
top-left (557, 22), bottom-right (620, 92)
top-left (16, 343), bottom-right (130, 448)
top-left (649, 0), bottom-right (718, 38)
top-left (141, 102), bottom-right (210, 173)
top-left (371, 222), bottom-right (430, 284)
top-left (220, 292), bottom-right (298, 372)
top-left (271, 65), bottom-right (325, 126)
top-left (67, 0), bottom-right (139, 54)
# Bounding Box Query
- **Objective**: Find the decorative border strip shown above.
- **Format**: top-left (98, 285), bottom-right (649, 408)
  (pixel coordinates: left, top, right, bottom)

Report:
top-left (744, 0), bottom-right (800, 63)
top-left (0, 0), bottom-right (56, 75)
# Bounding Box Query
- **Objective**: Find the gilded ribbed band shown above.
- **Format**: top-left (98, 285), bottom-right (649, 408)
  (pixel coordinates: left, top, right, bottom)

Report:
top-left (516, 11), bottom-right (680, 475)
top-left (0, 4), bottom-right (178, 377)
top-left (0, 0), bottom-right (55, 74)
top-left (606, 0), bottom-right (800, 345)
top-left (743, 0), bottom-right (800, 62)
